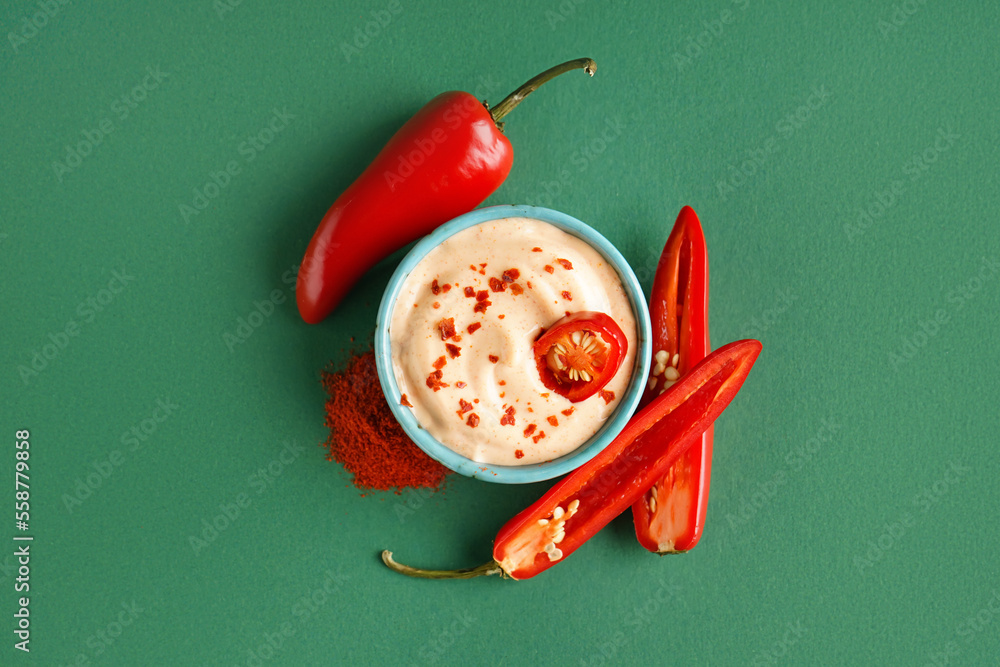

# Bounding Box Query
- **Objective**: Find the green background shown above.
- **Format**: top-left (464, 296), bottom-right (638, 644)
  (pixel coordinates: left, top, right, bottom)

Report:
top-left (2, 1), bottom-right (999, 664)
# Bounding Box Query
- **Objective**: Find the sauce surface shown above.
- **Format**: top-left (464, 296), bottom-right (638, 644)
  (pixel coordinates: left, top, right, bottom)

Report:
top-left (389, 217), bottom-right (637, 466)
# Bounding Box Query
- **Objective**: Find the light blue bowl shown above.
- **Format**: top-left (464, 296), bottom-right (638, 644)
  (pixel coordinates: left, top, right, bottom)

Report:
top-left (374, 205), bottom-right (651, 484)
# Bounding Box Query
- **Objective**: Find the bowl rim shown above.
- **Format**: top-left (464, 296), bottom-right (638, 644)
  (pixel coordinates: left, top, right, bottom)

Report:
top-left (374, 204), bottom-right (652, 484)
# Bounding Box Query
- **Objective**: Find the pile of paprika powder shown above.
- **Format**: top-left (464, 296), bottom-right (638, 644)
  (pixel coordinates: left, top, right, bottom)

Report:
top-left (321, 350), bottom-right (450, 492)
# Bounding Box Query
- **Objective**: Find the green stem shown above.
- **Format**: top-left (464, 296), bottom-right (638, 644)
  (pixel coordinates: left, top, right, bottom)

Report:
top-left (489, 58), bottom-right (597, 128)
top-left (381, 550), bottom-right (504, 580)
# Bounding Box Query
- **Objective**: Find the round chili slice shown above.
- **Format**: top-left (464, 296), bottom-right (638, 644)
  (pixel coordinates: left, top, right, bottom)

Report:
top-left (533, 311), bottom-right (628, 403)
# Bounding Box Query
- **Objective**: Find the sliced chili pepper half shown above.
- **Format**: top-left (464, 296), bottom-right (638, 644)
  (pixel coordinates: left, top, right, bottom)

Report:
top-left (381, 338), bottom-right (761, 581)
top-left (633, 205), bottom-right (713, 554)
top-left (532, 311), bottom-right (627, 403)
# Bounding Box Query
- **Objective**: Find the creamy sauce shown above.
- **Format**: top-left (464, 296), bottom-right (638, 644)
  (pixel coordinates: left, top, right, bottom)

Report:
top-left (389, 217), bottom-right (637, 466)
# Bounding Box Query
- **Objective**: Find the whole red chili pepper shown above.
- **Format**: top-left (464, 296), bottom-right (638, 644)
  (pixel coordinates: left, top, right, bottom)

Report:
top-left (632, 206), bottom-right (713, 554)
top-left (296, 58), bottom-right (597, 324)
top-left (381, 338), bottom-right (761, 580)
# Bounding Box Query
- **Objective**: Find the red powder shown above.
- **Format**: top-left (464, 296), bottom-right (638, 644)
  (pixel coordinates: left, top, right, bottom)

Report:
top-left (321, 351), bottom-right (449, 491)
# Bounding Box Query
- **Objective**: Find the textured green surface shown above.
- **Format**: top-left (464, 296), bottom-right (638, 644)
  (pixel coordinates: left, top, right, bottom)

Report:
top-left (2, 1), bottom-right (999, 665)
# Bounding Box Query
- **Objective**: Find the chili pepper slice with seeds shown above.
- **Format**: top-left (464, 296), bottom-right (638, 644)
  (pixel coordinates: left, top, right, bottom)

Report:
top-left (533, 311), bottom-right (627, 403)
top-left (296, 58), bottom-right (597, 324)
top-left (381, 338), bottom-right (761, 580)
top-left (632, 205), bottom-right (713, 554)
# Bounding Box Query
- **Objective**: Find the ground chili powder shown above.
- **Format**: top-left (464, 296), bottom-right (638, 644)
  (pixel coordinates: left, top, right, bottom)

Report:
top-left (321, 350), bottom-right (450, 492)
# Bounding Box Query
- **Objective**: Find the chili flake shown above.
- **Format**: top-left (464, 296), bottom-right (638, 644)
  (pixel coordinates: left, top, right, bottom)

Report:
top-left (515, 449), bottom-right (525, 459)
top-left (467, 322), bottom-right (482, 335)
top-left (437, 317), bottom-right (457, 340)
top-left (498, 314), bottom-right (505, 319)
top-left (455, 381), bottom-right (467, 388)
top-left (474, 299), bottom-right (491, 314)
top-left (426, 370), bottom-right (448, 391)
top-left (523, 423), bottom-right (537, 437)
top-left (500, 406), bottom-right (516, 426)
top-left (544, 265), bottom-right (555, 274)
top-left (556, 258), bottom-right (574, 270)
top-left (432, 302), bottom-right (441, 309)
top-left (445, 344), bottom-right (461, 358)
top-left (532, 431), bottom-right (546, 443)
top-left (466, 413), bottom-right (480, 427)
top-left (532, 247), bottom-right (543, 252)
top-left (502, 268), bottom-right (520, 282)
top-left (432, 356), bottom-right (447, 370)
top-left (489, 355), bottom-right (499, 364)
top-left (400, 394), bottom-right (413, 408)
top-left (478, 263), bottom-right (487, 275)
top-left (464, 286), bottom-right (476, 298)
top-left (599, 389), bottom-right (615, 404)
top-left (547, 416), bottom-right (559, 427)
top-left (561, 291), bottom-right (573, 301)
top-left (475, 290), bottom-right (489, 301)
top-left (561, 407), bottom-right (575, 416)
top-left (457, 399), bottom-right (474, 417)
top-left (489, 277), bottom-right (507, 292)
top-left (442, 284), bottom-right (452, 293)
top-left (498, 380), bottom-right (506, 386)
top-left (509, 283), bottom-right (524, 296)
top-left (431, 279), bottom-right (442, 294)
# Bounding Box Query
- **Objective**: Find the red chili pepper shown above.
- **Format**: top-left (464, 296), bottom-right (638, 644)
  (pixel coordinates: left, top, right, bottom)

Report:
top-left (296, 58), bottom-right (597, 324)
top-left (632, 206), bottom-right (713, 554)
top-left (532, 311), bottom-right (628, 403)
top-left (381, 338), bottom-right (761, 580)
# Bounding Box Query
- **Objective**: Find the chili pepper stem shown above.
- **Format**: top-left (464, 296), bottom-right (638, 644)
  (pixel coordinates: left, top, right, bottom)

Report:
top-left (489, 58), bottom-right (597, 128)
top-left (381, 550), bottom-right (504, 580)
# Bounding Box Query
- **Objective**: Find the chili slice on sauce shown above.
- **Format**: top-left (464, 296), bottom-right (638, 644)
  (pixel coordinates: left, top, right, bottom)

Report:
top-left (533, 311), bottom-right (627, 403)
